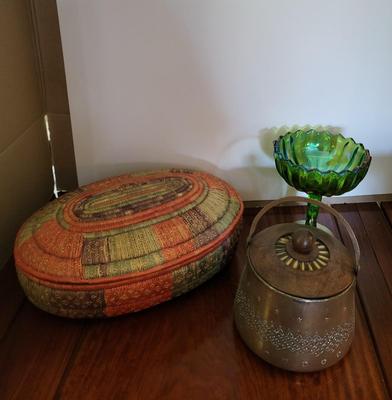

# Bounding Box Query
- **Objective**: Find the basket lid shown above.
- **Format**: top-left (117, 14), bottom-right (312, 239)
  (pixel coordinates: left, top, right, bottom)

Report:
top-left (248, 222), bottom-right (355, 299)
top-left (14, 169), bottom-right (243, 286)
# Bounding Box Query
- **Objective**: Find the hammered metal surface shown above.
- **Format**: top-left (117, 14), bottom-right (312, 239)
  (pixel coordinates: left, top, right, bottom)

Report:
top-left (234, 264), bottom-right (355, 372)
top-left (235, 288), bottom-right (354, 358)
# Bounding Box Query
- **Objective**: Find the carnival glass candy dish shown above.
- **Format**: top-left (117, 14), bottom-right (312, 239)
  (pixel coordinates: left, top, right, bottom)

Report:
top-left (274, 129), bottom-right (371, 226)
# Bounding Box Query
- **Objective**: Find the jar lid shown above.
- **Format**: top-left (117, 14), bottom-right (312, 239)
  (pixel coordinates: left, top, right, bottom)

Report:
top-left (248, 223), bottom-right (354, 299)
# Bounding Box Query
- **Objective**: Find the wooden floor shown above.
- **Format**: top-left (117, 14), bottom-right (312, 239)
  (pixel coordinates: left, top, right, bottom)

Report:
top-left (1, 202), bottom-right (391, 400)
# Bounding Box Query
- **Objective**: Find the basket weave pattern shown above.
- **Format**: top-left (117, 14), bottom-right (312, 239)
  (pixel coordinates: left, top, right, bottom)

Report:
top-left (14, 169), bottom-right (243, 317)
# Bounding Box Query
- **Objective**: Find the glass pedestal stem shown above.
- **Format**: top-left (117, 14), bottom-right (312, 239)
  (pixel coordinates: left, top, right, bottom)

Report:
top-left (305, 193), bottom-right (322, 227)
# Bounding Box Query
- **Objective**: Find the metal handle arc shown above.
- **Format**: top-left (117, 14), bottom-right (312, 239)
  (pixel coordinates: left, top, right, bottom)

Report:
top-left (246, 196), bottom-right (360, 273)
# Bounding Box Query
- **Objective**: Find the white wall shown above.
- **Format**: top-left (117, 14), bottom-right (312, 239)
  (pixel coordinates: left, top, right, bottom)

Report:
top-left (57, 0), bottom-right (392, 200)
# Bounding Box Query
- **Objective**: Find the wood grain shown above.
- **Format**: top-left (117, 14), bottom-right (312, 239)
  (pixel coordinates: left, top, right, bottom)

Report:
top-left (54, 207), bottom-right (388, 400)
top-left (356, 203), bottom-right (392, 292)
top-left (0, 258), bottom-right (24, 340)
top-left (335, 204), bottom-right (392, 396)
top-left (0, 303), bottom-right (84, 399)
top-left (381, 201), bottom-right (392, 224)
top-left (0, 204), bottom-right (390, 399)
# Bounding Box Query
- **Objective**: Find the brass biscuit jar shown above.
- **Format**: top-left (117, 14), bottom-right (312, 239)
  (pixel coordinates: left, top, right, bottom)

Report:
top-left (234, 196), bottom-right (360, 372)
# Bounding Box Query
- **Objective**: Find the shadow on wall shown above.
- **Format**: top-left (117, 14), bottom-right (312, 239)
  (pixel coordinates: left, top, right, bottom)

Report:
top-left (91, 150), bottom-right (391, 201)
top-left (348, 154), bottom-right (391, 197)
top-left (90, 124), bottom-right (340, 200)
top-left (89, 124), bottom-right (390, 201)
top-left (59, 1), bottom-right (392, 200)
top-left (91, 156), bottom-right (286, 201)
top-left (67, 1), bottom-right (234, 186)
top-left (216, 124), bottom-right (347, 200)
top-left (65, 3), bottom-right (351, 199)
top-left (216, 124), bottom-right (391, 200)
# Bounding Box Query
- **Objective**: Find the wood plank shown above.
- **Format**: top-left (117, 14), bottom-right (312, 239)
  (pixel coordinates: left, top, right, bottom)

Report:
top-left (0, 302), bottom-right (84, 399)
top-left (55, 209), bottom-right (388, 400)
top-left (356, 202), bottom-right (392, 292)
top-left (381, 201), bottom-right (392, 235)
top-left (381, 201), bottom-right (392, 222)
top-left (253, 204), bottom-right (341, 237)
top-left (0, 258), bottom-right (25, 340)
top-left (335, 203), bottom-right (392, 396)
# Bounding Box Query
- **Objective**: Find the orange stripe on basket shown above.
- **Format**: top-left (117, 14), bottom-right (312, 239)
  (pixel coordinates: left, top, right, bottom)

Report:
top-left (153, 216), bottom-right (193, 248)
top-left (15, 203), bottom-right (243, 289)
top-left (16, 236), bottom-right (83, 279)
top-left (34, 219), bottom-right (83, 259)
top-left (104, 272), bottom-right (173, 316)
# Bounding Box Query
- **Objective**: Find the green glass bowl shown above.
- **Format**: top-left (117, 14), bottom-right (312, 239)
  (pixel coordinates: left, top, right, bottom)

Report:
top-left (274, 129), bottom-right (371, 225)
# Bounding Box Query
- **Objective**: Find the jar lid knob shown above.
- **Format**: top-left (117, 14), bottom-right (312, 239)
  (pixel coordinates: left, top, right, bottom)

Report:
top-left (292, 229), bottom-right (315, 254)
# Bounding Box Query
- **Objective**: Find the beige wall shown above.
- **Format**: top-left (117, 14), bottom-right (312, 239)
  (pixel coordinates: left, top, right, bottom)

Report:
top-left (0, 0), bottom-right (76, 268)
top-left (58, 1), bottom-right (392, 200)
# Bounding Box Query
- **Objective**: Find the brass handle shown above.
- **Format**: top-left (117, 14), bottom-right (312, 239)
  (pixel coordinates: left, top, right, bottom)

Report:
top-left (246, 196), bottom-right (360, 273)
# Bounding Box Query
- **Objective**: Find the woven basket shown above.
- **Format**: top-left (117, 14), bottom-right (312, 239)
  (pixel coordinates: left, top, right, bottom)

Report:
top-left (14, 169), bottom-right (243, 318)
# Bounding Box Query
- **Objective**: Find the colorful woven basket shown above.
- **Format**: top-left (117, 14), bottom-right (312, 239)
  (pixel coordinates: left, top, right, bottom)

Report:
top-left (14, 169), bottom-right (243, 318)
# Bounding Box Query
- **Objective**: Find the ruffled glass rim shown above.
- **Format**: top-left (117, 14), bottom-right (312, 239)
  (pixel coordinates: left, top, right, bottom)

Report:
top-left (273, 130), bottom-right (371, 178)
